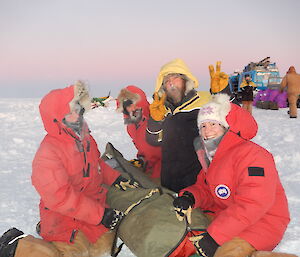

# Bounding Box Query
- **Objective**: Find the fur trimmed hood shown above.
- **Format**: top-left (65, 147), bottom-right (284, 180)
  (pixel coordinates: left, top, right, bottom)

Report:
top-left (116, 87), bottom-right (141, 113)
top-left (155, 58), bottom-right (199, 96)
top-left (39, 81), bottom-right (90, 137)
top-left (69, 81), bottom-right (91, 113)
top-left (116, 85), bottom-right (150, 117)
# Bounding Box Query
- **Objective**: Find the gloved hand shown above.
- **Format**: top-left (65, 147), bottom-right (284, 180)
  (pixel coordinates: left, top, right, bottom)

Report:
top-left (173, 191), bottom-right (195, 224)
top-left (129, 158), bottom-right (144, 168)
top-left (149, 92), bottom-right (167, 121)
top-left (101, 208), bottom-right (125, 230)
top-left (113, 176), bottom-right (139, 191)
top-left (189, 232), bottom-right (219, 257)
top-left (209, 61), bottom-right (229, 93)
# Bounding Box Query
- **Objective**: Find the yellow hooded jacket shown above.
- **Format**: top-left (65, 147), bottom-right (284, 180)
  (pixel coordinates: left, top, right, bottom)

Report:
top-left (155, 58), bottom-right (211, 115)
top-left (147, 59), bottom-right (212, 192)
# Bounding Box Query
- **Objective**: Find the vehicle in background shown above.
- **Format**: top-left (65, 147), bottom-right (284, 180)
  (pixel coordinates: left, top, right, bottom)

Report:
top-left (229, 57), bottom-right (283, 104)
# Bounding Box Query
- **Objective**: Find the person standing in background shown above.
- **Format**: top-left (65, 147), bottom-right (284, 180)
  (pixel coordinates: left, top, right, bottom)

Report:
top-left (280, 66), bottom-right (300, 118)
top-left (240, 74), bottom-right (257, 114)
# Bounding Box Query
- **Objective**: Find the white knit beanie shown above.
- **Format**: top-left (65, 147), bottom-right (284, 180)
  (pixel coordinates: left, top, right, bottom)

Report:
top-left (197, 94), bottom-right (231, 128)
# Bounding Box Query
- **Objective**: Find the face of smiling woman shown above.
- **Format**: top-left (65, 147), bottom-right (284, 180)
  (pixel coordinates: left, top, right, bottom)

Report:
top-left (199, 121), bottom-right (226, 140)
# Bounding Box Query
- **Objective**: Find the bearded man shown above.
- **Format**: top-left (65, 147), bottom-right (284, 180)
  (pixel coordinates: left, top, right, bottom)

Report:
top-left (146, 59), bottom-right (233, 192)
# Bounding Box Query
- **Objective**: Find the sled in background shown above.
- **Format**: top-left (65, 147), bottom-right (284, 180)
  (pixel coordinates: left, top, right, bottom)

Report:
top-left (91, 91), bottom-right (114, 108)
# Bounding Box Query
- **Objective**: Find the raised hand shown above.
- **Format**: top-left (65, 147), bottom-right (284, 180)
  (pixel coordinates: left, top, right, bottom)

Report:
top-left (149, 92), bottom-right (167, 121)
top-left (209, 61), bottom-right (229, 93)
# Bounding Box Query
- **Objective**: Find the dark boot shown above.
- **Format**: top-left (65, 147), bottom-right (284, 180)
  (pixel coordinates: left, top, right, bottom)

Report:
top-left (0, 228), bottom-right (24, 257)
top-left (290, 116), bottom-right (297, 118)
top-left (269, 101), bottom-right (279, 110)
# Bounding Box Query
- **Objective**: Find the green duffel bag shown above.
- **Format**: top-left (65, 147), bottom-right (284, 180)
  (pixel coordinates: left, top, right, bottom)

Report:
top-left (102, 143), bottom-right (209, 257)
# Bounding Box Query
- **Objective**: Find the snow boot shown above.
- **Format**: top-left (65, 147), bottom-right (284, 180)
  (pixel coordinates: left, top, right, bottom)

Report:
top-left (0, 228), bottom-right (25, 257)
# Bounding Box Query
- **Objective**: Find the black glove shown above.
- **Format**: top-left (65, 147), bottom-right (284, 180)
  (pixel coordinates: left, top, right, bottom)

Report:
top-left (189, 232), bottom-right (219, 257)
top-left (112, 175), bottom-right (139, 191)
top-left (0, 227), bottom-right (24, 257)
top-left (101, 208), bottom-right (125, 230)
top-left (173, 191), bottom-right (195, 223)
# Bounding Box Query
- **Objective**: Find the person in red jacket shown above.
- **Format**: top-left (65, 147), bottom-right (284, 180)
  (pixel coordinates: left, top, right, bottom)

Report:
top-left (116, 85), bottom-right (162, 180)
top-left (173, 94), bottom-right (291, 257)
top-left (0, 81), bottom-right (138, 257)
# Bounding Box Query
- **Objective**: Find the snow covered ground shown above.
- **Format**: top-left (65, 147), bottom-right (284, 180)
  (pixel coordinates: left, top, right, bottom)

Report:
top-left (0, 97), bottom-right (299, 256)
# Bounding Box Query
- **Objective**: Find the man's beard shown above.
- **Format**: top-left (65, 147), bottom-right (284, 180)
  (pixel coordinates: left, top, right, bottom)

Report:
top-left (124, 108), bottom-right (143, 124)
top-left (165, 85), bottom-right (185, 104)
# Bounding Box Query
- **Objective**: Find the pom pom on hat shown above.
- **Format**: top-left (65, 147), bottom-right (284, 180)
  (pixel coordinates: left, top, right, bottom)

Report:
top-left (198, 94), bottom-right (231, 128)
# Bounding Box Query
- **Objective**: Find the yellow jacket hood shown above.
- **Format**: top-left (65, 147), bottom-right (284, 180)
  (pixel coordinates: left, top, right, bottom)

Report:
top-left (155, 58), bottom-right (199, 94)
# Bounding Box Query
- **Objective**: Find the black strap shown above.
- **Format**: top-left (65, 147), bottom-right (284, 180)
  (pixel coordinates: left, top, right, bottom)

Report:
top-left (111, 222), bottom-right (124, 257)
top-left (111, 242), bottom-right (124, 257)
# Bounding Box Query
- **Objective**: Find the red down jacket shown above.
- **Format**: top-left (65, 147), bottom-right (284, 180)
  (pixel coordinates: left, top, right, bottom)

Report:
top-left (31, 85), bottom-right (120, 244)
top-left (118, 85), bottom-right (162, 178)
top-left (184, 103), bottom-right (290, 251)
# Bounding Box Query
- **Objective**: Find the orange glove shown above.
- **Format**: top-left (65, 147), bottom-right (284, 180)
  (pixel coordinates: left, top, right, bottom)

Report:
top-left (149, 92), bottom-right (167, 121)
top-left (209, 61), bottom-right (229, 93)
top-left (129, 158), bottom-right (144, 168)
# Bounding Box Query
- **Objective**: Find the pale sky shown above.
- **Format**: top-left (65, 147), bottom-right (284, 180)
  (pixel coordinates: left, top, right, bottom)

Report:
top-left (1, 0), bottom-right (299, 98)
